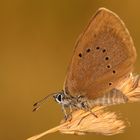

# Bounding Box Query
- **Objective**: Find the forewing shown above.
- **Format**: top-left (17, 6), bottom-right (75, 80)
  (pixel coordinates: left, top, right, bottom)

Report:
top-left (64, 8), bottom-right (136, 99)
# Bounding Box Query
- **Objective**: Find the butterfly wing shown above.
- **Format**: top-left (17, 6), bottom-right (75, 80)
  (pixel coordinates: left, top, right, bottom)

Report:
top-left (64, 8), bottom-right (136, 99)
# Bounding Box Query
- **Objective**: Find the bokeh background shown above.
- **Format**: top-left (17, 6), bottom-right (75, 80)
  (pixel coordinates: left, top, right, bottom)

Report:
top-left (0, 0), bottom-right (140, 140)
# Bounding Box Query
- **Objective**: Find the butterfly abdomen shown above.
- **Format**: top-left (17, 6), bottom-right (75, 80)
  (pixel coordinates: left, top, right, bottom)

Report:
top-left (88, 89), bottom-right (128, 107)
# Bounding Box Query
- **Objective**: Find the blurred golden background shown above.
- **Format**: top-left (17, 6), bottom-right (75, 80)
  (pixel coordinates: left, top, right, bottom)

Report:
top-left (0, 0), bottom-right (140, 140)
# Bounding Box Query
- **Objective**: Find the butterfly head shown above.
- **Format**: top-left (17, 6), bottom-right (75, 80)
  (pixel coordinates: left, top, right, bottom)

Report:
top-left (53, 91), bottom-right (73, 107)
top-left (33, 90), bottom-right (73, 112)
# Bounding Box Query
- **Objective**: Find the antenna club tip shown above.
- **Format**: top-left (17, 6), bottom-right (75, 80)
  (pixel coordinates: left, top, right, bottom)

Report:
top-left (32, 106), bottom-right (40, 112)
top-left (32, 108), bottom-right (38, 112)
top-left (33, 102), bottom-right (38, 106)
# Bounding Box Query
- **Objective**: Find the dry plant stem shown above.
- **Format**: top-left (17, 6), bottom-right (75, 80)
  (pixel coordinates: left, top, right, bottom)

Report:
top-left (26, 124), bottom-right (66, 140)
top-left (27, 74), bottom-right (140, 140)
top-left (27, 107), bottom-right (105, 140)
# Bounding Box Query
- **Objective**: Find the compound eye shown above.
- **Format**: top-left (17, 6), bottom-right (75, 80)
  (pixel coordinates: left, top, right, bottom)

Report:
top-left (57, 94), bottom-right (62, 102)
top-left (55, 94), bottom-right (62, 104)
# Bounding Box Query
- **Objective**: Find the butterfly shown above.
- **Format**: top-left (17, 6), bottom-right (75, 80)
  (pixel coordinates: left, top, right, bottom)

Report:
top-left (33, 8), bottom-right (136, 120)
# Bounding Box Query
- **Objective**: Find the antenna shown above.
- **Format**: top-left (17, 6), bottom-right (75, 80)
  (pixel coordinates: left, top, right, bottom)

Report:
top-left (33, 93), bottom-right (57, 112)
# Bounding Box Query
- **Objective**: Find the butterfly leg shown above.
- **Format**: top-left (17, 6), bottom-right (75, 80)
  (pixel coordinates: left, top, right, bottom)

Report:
top-left (81, 101), bottom-right (98, 118)
top-left (61, 105), bottom-right (73, 121)
top-left (77, 104), bottom-right (98, 125)
top-left (61, 105), bottom-right (68, 121)
top-left (67, 105), bottom-right (73, 121)
top-left (88, 108), bottom-right (98, 118)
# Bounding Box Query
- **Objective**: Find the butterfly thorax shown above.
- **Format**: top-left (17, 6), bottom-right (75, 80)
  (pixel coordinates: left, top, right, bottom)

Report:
top-left (53, 91), bottom-right (87, 109)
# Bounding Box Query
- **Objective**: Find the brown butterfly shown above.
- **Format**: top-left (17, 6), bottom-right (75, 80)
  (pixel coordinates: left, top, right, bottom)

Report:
top-left (33, 8), bottom-right (136, 120)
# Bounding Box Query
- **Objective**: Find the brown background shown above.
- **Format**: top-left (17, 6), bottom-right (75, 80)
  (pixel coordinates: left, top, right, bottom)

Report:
top-left (0, 0), bottom-right (140, 140)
